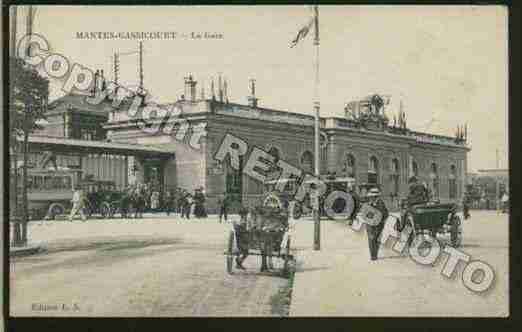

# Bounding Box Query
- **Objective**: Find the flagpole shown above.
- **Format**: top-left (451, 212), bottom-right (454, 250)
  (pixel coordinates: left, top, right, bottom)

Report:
top-left (313, 5), bottom-right (321, 251)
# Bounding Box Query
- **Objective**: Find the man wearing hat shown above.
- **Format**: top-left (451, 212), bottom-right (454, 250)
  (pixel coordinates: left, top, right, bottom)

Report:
top-left (407, 176), bottom-right (429, 206)
top-left (69, 185), bottom-right (87, 222)
top-left (365, 188), bottom-right (388, 261)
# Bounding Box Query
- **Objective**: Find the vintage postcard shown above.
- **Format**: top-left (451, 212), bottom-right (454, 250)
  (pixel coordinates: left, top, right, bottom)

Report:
top-left (5, 4), bottom-right (509, 318)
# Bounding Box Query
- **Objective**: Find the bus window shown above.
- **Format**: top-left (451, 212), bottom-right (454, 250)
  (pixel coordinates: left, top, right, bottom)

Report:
top-left (34, 176), bottom-right (43, 190)
top-left (64, 176), bottom-right (72, 190)
top-left (44, 176), bottom-right (53, 190)
top-left (52, 176), bottom-right (62, 190)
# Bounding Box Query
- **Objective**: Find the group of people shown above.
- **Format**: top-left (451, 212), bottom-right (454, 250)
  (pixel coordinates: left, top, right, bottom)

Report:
top-left (67, 182), bottom-right (211, 221)
top-left (163, 187), bottom-right (208, 219)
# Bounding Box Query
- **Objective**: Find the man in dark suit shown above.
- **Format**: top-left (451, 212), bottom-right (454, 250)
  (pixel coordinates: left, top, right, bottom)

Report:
top-left (218, 192), bottom-right (230, 223)
top-left (407, 176), bottom-right (429, 206)
top-left (365, 188), bottom-right (389, 261)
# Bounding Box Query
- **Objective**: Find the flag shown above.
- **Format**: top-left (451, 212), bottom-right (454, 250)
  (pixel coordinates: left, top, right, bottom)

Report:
top-left (290, 17), bottom-right (314, 48)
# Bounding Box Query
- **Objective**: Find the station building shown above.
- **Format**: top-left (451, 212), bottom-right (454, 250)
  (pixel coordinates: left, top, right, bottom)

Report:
top-left (15, 70), bottom-right (470, 213)
top-left (103, 76), bottom-right (470, 212)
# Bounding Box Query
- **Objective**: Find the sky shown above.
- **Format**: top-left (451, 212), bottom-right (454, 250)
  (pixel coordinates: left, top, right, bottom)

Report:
top-left (13, 5), bottom-right (508, 172)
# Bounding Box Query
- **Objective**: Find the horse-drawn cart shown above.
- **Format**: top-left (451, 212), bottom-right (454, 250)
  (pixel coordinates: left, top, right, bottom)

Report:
top-left (225, 206), bottom-right (295, 275)
top-left (395, 201), bottom-right (463, 248)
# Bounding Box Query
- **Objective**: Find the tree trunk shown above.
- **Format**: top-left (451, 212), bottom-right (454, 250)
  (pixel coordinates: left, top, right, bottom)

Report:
top-left (21, 131), bottom-right (29, 246)
top-left (11, 141), bottom-right (23, 247)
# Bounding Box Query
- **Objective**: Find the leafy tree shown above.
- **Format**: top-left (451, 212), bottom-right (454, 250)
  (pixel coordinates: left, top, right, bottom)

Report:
top-left (9, 57), bottom-right (49, 247)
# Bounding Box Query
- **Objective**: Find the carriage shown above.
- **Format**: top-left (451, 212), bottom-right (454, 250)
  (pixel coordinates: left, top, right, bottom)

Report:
top-left (394, 200), bottom-right (463, 248)
top-left (83, 180), bottom-right (118, 218)
top-left (225, 205), bottom-right (295, 275)
top-left (262, 176), bottom-right (357, 220)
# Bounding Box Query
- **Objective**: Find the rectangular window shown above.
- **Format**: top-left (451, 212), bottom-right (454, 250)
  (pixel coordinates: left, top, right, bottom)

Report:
top-left (368, 172), bottom-right (378, 185)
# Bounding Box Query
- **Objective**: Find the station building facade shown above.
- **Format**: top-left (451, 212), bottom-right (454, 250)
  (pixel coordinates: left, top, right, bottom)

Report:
top-left (19, 73), bottom-right (469, 214)
top-left (105, 79), bottom-right (470, 213)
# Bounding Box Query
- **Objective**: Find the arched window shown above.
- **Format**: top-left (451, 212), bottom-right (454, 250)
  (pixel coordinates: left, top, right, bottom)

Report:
top-left (300, 151), bottom-right (314, 173)
top-left (344, 154), bottom-right (356, 177)
top-left (430, 162), bottom-right (439, 199)
top-left (391, 158), bottom-right (400, 195)
top-left (266, 146), bottom-right (281, 176)
top-left (226, 146), bottom-right (244, 202)
top-left (449, 164), bottom-right (457, 199)
top-left (368, 156), bottom-right (379, 185)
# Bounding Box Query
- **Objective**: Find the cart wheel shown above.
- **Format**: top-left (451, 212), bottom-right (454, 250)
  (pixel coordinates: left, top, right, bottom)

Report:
top-left (450, 215), bottom-right (462, 248)
top-left (406, 213), bottom-right (416, 247)
top-left (226, 231), bottom-right (234, 274)
top-left (394, 215), bottom-right (404, 232)
top-left (283, 236), bottom-right (292, 275)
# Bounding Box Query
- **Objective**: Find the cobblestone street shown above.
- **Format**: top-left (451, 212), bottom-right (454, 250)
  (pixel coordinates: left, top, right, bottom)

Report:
top-left (9, 215), bottom-right (289, 317)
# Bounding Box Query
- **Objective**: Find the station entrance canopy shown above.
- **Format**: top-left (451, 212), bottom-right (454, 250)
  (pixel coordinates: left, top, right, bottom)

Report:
top-left (18, 135), bottom-right (174, 159)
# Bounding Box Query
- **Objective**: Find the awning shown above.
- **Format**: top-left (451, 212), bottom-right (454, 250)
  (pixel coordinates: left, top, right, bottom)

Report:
top-left (18, 135), bottom-right (174, 158)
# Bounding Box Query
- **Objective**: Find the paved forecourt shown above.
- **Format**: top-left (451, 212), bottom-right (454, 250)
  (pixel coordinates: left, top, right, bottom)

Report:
top-left (289, 210), bottom-right (509, 317)
top-left (10, 214), bottom-right (289, 317)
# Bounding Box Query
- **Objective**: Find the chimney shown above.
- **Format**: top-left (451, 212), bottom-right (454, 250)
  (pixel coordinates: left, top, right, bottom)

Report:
top-left (92, 69), bottom-right (100, 96)
top-left (218, 74), bottom-right (223, 102)
top-left (100, 69), bottom-right (106, 91)
top-left (224, 78), bottom-right (229, 103)
top-left (247, 79), bottom-right (259, 108)
top-left (184, 75), bottom-right (197, 102)
top-left (211, 78), bottom-right (216, 100)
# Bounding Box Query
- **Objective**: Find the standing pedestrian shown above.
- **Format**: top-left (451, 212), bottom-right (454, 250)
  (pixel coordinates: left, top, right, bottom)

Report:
top-left (193, 188), bottom-right (203, 218)
top-left (134, 184), bottom-right (146, 218)
top-left (218, 191), bottom-right (229, 223)
top-left (151, 190), bottom-right (160, 212)
top-left (462, 191), bottom-right (471, 220)
top-left (164, 189), bottom-right (175, 216)
top-left (200, 187), bottom-right (208, 218)
top-left (69, 186), bottom-right (87, 222)
top-left (364, 188), bottom-right (388, 261)
top-left (501, 192), bottom-right (509, 214)
top-left (183, 191), bottom-right (193, 219)
top-left (347, 180), bottom-right (360, 226)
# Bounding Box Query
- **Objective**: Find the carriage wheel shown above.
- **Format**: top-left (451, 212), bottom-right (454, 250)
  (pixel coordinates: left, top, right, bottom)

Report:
top-left (226, 231), bottom-right (234, 274)
top-left (450, 215), bottom-right (462, 248)
top-left (100, 202), bottom-right (110, 219)
top-left (292, 202), bottom-right (302, 220)
top-left (48, 203), bottom-right (65, 220)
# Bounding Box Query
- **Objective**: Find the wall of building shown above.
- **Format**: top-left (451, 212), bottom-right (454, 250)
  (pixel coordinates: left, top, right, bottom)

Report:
top-left (204, 113), bottom-right (320, 213)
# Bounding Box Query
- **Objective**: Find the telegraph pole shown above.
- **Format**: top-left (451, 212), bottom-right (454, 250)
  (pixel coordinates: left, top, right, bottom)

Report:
top-left (313, 5), bottom-right (321, 251)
